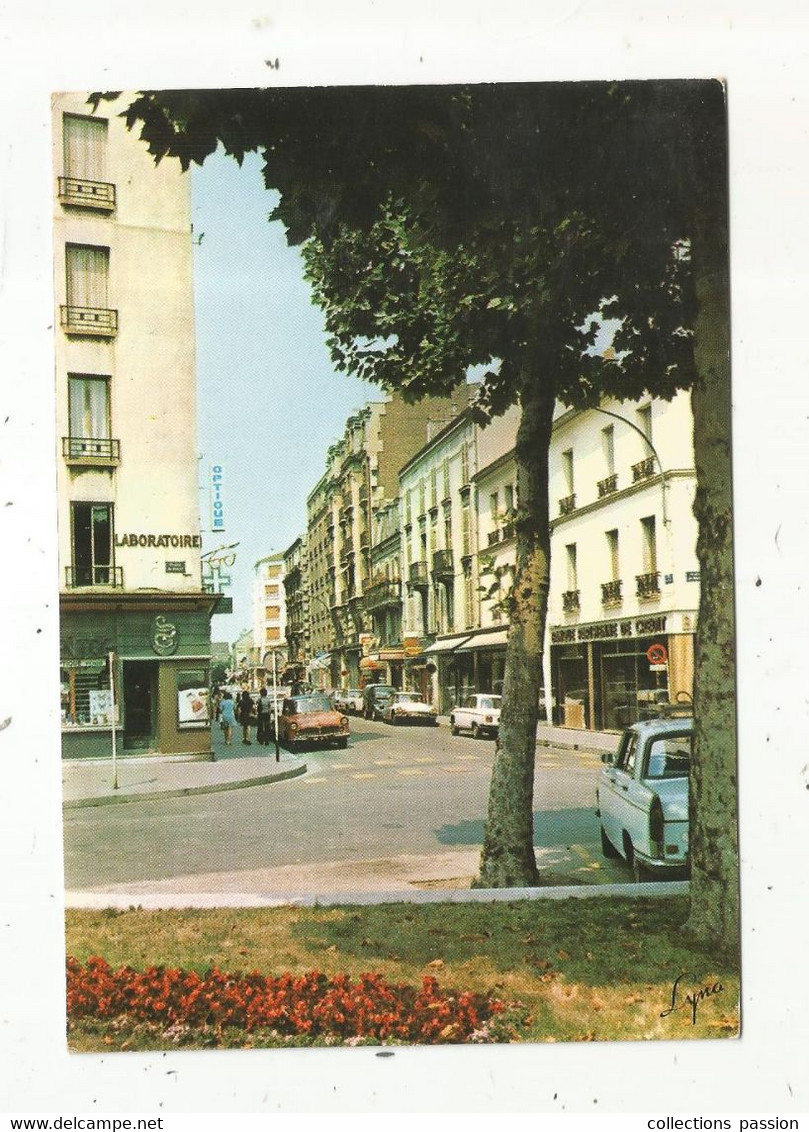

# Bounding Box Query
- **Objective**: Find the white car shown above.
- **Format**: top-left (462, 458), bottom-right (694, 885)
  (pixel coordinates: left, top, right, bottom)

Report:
top-left (449, 694), bottom-right (502, 739)
top-left (596, 715), bottom-right (692, 881)
top-left (334, 688), bottom-right (364, 714)
top-left (384, 691), bottom-right (438, 725)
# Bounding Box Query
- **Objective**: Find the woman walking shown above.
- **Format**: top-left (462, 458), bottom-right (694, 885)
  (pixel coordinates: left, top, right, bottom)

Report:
top-left (219, 691), bottom-right (237, 746)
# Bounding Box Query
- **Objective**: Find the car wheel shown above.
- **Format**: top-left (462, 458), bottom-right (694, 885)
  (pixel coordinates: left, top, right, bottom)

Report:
top-left (471, 723), bottom-right (481, 740)
top-left (600, 825), bottom-right (619, 859)
top-left (336, 736), bottom-right (348, 749)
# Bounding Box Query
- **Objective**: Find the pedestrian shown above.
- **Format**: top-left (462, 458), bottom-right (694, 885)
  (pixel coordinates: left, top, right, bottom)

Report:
top-left (257, 686), bottom-right (273, 746)
top-left (219, 691), bottom-right (236, 746)
top-left (238, 687), bottom-right (253, 745)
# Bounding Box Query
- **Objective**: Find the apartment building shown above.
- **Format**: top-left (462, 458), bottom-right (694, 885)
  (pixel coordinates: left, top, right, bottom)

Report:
top-left (251, 553), bottom-right (287, 684)
top-left (399, 409), bottom-right (478, 710)
top-left (54, 93), bottom-right (215, 759)
top-left (547, 390), bottom-right (699, 730)
top-left (283, 537), bottom-right (309, 675)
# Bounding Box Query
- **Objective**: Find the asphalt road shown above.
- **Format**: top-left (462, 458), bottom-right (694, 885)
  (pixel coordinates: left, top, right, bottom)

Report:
top-left (63, 714), bottom-right (632, 896)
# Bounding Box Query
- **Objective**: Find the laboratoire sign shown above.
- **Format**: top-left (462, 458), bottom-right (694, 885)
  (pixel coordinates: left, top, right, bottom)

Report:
top-left (116, 533), bottom-right (202, 549)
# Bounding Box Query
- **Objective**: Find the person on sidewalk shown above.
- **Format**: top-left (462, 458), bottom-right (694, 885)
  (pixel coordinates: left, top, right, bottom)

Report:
top-left (219, 691), bottom-right (236, 746)
top-left (238, 687), bottom-right (254, 745)
top-left (256, 686), bottom-right (273, 746)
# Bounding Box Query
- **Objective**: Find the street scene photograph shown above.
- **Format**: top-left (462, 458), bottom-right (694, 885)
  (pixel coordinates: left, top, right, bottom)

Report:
top-left (54, 81), bottom-right (739, 1051)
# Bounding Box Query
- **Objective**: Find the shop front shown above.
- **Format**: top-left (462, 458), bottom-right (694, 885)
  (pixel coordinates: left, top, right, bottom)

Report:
top-left (550, 611), bottom-right (695, 731)
top-left (60, 592), bottom-right (216, 759)
top-left (454, 626), bottom-right (509, 701)
top-left (423, 633), bottom-right (473, 713)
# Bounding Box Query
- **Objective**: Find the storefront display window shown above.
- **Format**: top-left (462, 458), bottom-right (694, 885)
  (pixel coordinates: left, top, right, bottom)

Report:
top-left (61, 657), bottom-right (118, 728)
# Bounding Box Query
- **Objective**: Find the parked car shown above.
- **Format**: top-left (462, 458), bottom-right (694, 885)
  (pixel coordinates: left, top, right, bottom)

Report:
top-left (334, 688), bottom-right (364, 714)
top-left (384, 691), bottom-right (439, 726)
top-left (596, 715), bottom-right (692, 881)
top-left (277, 692), bottom-right (349, 751)
top-left (449, 693), bottom-right (502, 739)
top-left (362, 683), bottom-right (397, 720)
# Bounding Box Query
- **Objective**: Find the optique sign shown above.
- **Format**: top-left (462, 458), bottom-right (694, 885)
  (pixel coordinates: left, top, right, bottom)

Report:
top-left (210, 464), bottom-right (225, 532)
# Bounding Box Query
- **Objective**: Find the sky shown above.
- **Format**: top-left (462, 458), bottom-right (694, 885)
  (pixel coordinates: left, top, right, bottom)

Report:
top-left (190, 150), bottom-right (372, 644)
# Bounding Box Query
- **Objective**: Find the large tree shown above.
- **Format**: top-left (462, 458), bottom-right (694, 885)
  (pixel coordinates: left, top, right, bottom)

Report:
top-left (102, 83), bottom-right (736, 945)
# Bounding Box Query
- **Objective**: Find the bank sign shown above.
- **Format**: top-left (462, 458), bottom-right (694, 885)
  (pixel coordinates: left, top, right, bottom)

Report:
top-left (210, 464), bottom-right (225, 532)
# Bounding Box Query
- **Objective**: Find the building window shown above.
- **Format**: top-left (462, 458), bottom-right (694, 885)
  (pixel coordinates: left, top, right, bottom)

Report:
top-left (69, 502), bottom-right (117, 587)
top-left (602, 425), bottom-right (615, 475)
top-left (606, 528), bottom-right (620, 581)
top-left (637, 403), bottom-right (653, 445)
top-left (265, 585), bottom-right (280, 600)
top-left (265, 626), bottom-right (281, 642)
top-left (66, 374), bottom-right (114, 459)
top-left (443, 502), bottom-right (452, 549)
top-left (562, 449), bottom-right (574, 495)
top-left (265, 605), bottom-right (281, 620)
top-left (59, 114), bottom-right (115, 210)
top-left (63, 113), bottom-right (108, 182)
top-left (61, 656), bottom-right (116, 728)
top-left (62, 244), bottom-right (117, 336)
top-left (566, 543), bottom-right (578, 591)
top-left (504, 483), bottom-right (515, 515)
top-left (640, 515), bottom-right (658, 574)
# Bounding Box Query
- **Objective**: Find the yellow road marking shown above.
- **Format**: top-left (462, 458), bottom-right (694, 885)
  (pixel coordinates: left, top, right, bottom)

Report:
top-left (413, 757), bottom-right (435, 764)
top-left (351, 773), bottom-right (377, 780)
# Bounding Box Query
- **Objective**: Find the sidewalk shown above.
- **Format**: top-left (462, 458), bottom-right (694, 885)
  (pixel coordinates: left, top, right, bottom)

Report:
top-left (62, 748), bottom-right (306, 808)
top-left (534, 722), bottom-right (619, 755)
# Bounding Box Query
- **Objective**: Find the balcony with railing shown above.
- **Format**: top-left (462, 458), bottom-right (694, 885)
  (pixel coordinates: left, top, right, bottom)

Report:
top-left (409, 560), bottom-right (429, 589)
top-left (601, 579), bottom-right (623, 606)
top-left (364, 578), bottom-right (401, 611)
top-left (632, 456), bottom-right (655, 482)
top-left (62, 436), bottom-right (120, 467)
top-left (558, 493), bottom-right (576, 516)
top-left (636, 571), bottom-right (661, 598)
top-left (597, 473), bottom-right (618, 498)
top-left (57, 176), bottom-right (116, 212)
top-left (562, 589), bottom-right (581, 613)
top-left (60, 305), bottom-right (118, 338)
top-left (432, 549), bottom-right (454, 580)
top-left (65, 565), bottom-right (124, 588)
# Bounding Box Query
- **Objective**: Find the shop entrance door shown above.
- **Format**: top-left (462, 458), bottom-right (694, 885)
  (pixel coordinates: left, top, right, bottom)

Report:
top-left (123, 660), bottom-right (156, 749)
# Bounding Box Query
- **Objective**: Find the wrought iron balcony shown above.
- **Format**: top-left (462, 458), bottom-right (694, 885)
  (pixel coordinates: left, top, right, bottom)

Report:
top-left (558, 493), bottom-right (576, 516)
top-left (57, 176), bottom-right (116, 211)
top-left (432, 549), bottom-right (454, 580)
top-left (562, 589), bottom-right (580, 612)
top-left (65, 565), bottom-right (123, 588)
top-left (632, 456), bottom-right (655, 482)
top-left (60, 305), bottom-right (118, 337)
top-left (62, 436), bottom-right (120, 465)
top-left (597, 473), bottom-right (618, 497)
top-left (601, 579), bottom-right (623, 606)
top-left (409, 560), bottom-right (429, 589)
top-left (364, 578), bottom-right (401, 611)
top-left (636, 571), bottom-right (661, 598)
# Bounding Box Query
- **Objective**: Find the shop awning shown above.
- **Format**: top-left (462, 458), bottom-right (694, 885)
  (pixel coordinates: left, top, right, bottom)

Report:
top-left (424, 635), bottom-right (472, 654)
top-left (455, 628), bottom-right (509, 652)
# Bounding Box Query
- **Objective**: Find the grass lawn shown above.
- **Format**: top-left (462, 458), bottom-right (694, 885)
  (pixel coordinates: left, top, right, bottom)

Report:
top-left (65, 896), bottom-right (739, 1049)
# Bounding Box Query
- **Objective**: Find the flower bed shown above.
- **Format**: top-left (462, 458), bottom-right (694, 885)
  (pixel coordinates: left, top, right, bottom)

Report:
top-left (66, 957), bottom-right (508, 1044)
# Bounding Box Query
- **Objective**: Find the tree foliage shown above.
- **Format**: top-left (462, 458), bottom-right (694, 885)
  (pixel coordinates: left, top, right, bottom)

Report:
top-left (99, 82), bottom-right (736, 942)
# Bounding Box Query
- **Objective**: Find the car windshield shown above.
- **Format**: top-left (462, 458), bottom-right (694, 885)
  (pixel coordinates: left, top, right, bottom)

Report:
top-left (287, 695), bottom-right (333, 714)
top-left (645, 733), bottom-right (692, 779)
top-left (478, 696), bottom-right (501, 710)
top-left (395, 693), bottom-right (420, 703)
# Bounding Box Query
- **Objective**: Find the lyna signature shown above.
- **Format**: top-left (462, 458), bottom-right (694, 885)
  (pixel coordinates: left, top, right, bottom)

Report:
top-left (660, 973), bottom-right (724, 1025)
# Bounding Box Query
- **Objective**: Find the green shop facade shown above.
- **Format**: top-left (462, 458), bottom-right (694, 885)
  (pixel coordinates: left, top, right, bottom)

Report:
top-left (60, 590), bottom-right (219, 760)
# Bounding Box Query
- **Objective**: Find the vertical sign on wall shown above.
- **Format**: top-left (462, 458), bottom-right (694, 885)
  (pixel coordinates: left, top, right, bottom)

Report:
top-left (210, 464), bottom-right (225, 532)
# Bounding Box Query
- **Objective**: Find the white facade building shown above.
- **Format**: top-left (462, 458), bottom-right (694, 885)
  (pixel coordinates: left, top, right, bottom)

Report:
top-left (54, 92), bottom-right (215, 758)
top-left (252, 553), bottom-right (288, 682)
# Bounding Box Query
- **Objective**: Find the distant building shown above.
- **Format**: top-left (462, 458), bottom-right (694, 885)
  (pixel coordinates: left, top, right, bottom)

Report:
top-left (54, 92), bottom-right (216, 759)
top-left (283, 537), bottom-right (309, 675)
top-left (252, 553), bottom-right (288, 685)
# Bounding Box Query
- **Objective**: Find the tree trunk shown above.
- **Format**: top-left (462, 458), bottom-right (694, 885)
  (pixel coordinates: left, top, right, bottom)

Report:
top-left (476, 372), bottom-right (555, 888)
top-left (684, 199), bottom-right (740, 954)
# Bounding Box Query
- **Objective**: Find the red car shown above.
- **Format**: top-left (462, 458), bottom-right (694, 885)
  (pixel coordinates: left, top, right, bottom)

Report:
top-left (278, 693), bottom-right (349, 751)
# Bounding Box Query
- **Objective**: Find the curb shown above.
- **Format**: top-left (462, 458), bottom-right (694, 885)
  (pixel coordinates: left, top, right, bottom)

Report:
top-left (65, 880), bottom-right (690, 909)
top-left (63, 761), bottom-right (308, 809)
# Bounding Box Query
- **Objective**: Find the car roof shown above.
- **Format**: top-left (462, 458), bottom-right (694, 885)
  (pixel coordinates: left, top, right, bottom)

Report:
top-left (627, 715), bottom-right (694, 739)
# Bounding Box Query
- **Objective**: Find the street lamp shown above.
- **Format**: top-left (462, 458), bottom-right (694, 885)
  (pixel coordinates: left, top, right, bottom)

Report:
top-left (262, 647), bottom-right (284, 762)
